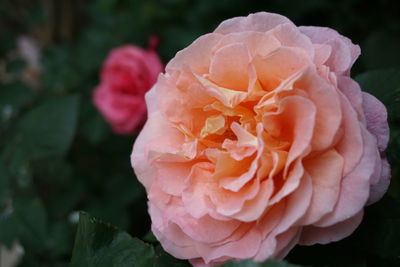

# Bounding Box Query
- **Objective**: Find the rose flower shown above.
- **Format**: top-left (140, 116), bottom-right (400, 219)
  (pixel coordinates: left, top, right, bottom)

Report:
top-left (131, 12), bottom-right (390, 266)
top-left (93, 37), bottom-right (163, 135)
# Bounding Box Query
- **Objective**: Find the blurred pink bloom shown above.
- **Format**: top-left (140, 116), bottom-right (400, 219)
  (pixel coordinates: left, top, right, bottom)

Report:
top-left (93, 37), bottom-right (163, 135)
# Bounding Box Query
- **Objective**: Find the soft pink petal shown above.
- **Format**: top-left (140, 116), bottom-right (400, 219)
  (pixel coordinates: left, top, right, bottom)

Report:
top-left (208, 43), bottom-right (251, 91)
top-left (253, 203), bottom-right (285, 261)
top-left (194, 73), bottom-right (248, 108)
top-left (189, 258), bottom-right (211, 267)
top-left (166, 33), bottom-right (223, 74)
top-left (368, 158), bottom-right (391, 205)
top-left (162, 197), bottom-right (242, 245)
top-left (253, 46), bottom-right (311, 91)
top-left (275, 173), bottom-right (313, 234)
top-left (294, 69), bottom-right (342, 151)
top-left (269, 159), bottom-right (304, 205)
top-left (131, 88), bottom-right (168, 189)
top-left (184, 161), bottom-right (264, 221)
top-left (211, 179), bottom-right (261, 217)
top-left (273, 228), bottom-right (301, 259)
top-left (337, 75), bottom-right (365, 123)
top-left (313, 44), bottom-right (331, 65)
top-left (155, 162), bottom-right (193, 196)
top-left (335, 91), bottom-right (364, 176)
top-left (231, 178), bottom-right (274, 222)
top-left (362, 92), bottom-right (390, 152)
top-left (222, 139), bottom-right (257, 161)
top-left (214, 32), bottom-right (281, 58)
top-left (182, 162), bottom-right (218, 218)
top-left (150, 203), bottom-right (200, 258)
top-left (147, 131), bottom-right (196, 163)
top-left (299, 211), bottom-right (363, 245)
top-left (271, 23), bottom-right (314, 58)
top-left (255, 174), bottom-right (312, 261)
top-left (214, 12), bottom-right (292, 34)
top-left (315, 127), bottom-right (377, 227)
top-left (173, 213), bottom-right (241, 244)
top-left (264, 96), bottom-right (316, 177)
top-left (300, 149), bottom-right (344, 225)
top-left (210, 150), bottom-right (256, 193)
top-left (299, 26), bottom-right (360, 74)
top-left (195, 227), bottom-right (262, 264)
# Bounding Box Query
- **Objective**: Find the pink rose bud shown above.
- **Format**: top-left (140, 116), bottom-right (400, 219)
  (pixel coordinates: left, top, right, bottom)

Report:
top-left (93, 37), bottom-right (164, 135)
top-left (131, 12), bottom-right (390, 266)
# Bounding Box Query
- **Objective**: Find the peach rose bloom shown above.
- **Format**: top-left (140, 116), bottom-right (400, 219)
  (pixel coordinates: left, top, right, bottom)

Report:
top-left (131, 12), bottom-right (390, 266)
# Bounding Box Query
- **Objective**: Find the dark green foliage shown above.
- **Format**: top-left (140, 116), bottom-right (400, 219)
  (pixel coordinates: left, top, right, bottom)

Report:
top-left (70, 212), bottom-right (191, 267)
top-left (70, 212), bottom-right (155, 267)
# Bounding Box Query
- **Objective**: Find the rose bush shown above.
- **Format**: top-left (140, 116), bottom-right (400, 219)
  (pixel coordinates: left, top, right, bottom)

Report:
top-left (93, 38), bottom-right (163, 135)
top-left (131, 12), bottom-right (390, 266)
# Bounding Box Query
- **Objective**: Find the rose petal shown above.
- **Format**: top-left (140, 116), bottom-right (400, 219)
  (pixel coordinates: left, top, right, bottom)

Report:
top-left (299, 26), bottom-right (360, 73)
top-left (294, 69), bottom-right (342, 151)
top-left (300, 149), bottom-right (344, 225)
top-left (337, 75), bottom-right (365, 123)
top-left (299, 211), bottom-right (363, 245)
top-left (253, 46), bottom-right (311, 91)
top-left (362, 92), bottom-right (390, 152)
top-left (208, 43), bottom-right (251, 91)
top-left (368, 158), bottom-right (391, 205)
top-left (166, 33), bottom-right (223, 74)
top-left (272, 23), bottom-right (314, 58)
top-left (315, 127), bottom-right (377, 227)
top-left (214, 12), bottom-right (292, 34)
top-left (214, 32), bottom-right (281, 58)
top-left (195, 226), bottom-right (262, 264)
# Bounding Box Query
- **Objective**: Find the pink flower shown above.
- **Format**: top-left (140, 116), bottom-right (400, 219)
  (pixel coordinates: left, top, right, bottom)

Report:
top-left (93, 37), bottom-right (163, 135)
top-left (131, 12), bottom-right (390, 266)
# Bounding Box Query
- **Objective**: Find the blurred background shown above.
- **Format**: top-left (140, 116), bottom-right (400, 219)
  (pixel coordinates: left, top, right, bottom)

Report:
top-left (1, 0), bottom-right (400, 266)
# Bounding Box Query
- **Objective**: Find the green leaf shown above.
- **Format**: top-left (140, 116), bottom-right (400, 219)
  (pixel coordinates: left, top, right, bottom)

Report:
top-left (142, 230), bottom-right (158, 243)
top-left (0, 159), bottom-right (11, 204)
top-left (0, 82), bottom-right (33, 124)
top-left (0, 212), bottom-right (19, 248)
top-left (79, 100), bottom-right (110, 145)
top-left (81, 112), bottom-right (110, 145)
top-left (1, 95), bottom-right (80, 185)
top-left (70, 212), bottom-right (156, 267)
top-left (47, 222), bottom-right (75, 258)
top-left (42, 46), bottom-right (81, 93)
top-left (13, 196), bottom-right (48, 252)
top-left (15, 95), bottom-right (79, 160)
top-left (154, 245), bottom-right (191, 267)
top-left (221, 259), bottom-right (303, 267)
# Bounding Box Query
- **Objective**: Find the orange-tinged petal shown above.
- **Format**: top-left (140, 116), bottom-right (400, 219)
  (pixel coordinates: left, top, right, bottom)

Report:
top-left (194, 73), bottom-right (248, 108)
top-left (253, 46), bottom-right (311, 91)
top-left (300, 149), bottom-right (344, 224)
top-left (208, 43), bottom-right (251, 91)
top-left (294, 69), bottom-right (342, 151)
top-left (200, 115), bottom-right (226, 138)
